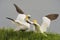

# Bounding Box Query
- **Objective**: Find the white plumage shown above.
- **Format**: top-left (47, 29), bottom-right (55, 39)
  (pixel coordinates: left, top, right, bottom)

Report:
top-left (40, 17), bottom-right (51, 33)
top-left (31, 14), bottom-right (59, 37)
top-left (14, 14), bottom-right (31, 31)
top-left (6, 4), bottom-right (59, 36)
top-left (6, 4), bottom-right (31, 31)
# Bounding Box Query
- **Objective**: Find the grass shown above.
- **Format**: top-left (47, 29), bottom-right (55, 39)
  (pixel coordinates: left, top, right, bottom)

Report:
top-left (0, 28), bottom-right (60, 40)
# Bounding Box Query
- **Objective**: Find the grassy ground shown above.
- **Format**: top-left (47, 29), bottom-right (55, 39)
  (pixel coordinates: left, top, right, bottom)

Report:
top-left (0, 29), bottom-right (60, 40)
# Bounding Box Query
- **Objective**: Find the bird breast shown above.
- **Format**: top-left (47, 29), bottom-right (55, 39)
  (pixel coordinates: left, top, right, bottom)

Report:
top-left (16, 14), bottom-right (26, 22)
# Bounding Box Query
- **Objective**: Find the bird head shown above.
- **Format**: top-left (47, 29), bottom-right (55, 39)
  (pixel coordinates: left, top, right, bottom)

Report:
top-left (26, 15), bottom-right (31, 20)
top-left (32, 19), bottom-right (37, 24)
top-left (27, 15), bottom-right (31, 18)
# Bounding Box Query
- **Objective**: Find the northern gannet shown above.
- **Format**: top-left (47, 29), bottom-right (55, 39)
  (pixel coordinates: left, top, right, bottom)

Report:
top-left (6, 4), bottom-right (32, 31)
top-left (31, 14), bottom-right (59, 37)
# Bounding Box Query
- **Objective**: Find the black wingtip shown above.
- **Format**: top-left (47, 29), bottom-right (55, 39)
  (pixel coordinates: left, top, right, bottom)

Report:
top-left (6, 17), bottom-right (10, 19)
top-left (6, 17), bottom-right (15, 21)
top-left (13, 3), bottom-right (24, 14)
top-left (45, 14), bottom-right (59, 21)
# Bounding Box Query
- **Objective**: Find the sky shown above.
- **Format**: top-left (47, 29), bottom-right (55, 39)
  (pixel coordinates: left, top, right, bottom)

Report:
top-left (0, 0), bottom-right (60, 34)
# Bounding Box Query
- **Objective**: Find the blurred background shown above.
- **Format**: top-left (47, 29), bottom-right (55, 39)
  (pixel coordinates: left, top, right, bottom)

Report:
top-left (0, 0), bottom-right (60, 34)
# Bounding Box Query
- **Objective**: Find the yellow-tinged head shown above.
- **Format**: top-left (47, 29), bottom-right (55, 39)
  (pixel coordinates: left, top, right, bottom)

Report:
top-left (26, 15), bottom-right (31, 20)
top-left (32, 19), bottom-right (37, 24)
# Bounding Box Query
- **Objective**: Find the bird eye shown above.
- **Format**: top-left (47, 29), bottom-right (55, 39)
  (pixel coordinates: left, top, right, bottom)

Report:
top-left (28, 16), bottom-right (31, 19)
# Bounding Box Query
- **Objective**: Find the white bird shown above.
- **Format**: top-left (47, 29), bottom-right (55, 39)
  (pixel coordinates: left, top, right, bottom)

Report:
top-left (30, 14), bottom-right (59, 37)
top-left (6, 4), bottom-right (32, 31)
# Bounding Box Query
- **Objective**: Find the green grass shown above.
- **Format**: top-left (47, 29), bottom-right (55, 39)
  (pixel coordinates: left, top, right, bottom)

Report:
top-left (0, 29), bottom-right (60, 40)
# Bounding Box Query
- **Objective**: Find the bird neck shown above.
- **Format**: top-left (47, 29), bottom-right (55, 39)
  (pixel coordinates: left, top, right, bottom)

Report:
top-left (25, 15), bottom-right (29, 20)
top-left (33, 22), bottom-right (40, 32)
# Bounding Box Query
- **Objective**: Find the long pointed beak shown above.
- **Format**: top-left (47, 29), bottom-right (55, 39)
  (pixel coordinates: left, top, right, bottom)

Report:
top-left (25, 18), bottom-right (33, 24)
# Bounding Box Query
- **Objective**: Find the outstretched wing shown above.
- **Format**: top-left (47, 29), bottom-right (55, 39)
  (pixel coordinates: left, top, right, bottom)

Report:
top-left (45, 14), bottom-right (59, 21)
top-left (40, 14), bottom-right (59, 33)
top-left (6, 17), bottom-right (15, 22)
top-left (6, 17), bottom-right (22, 25)
top-left (14, 4), bottom-right (24, 14)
